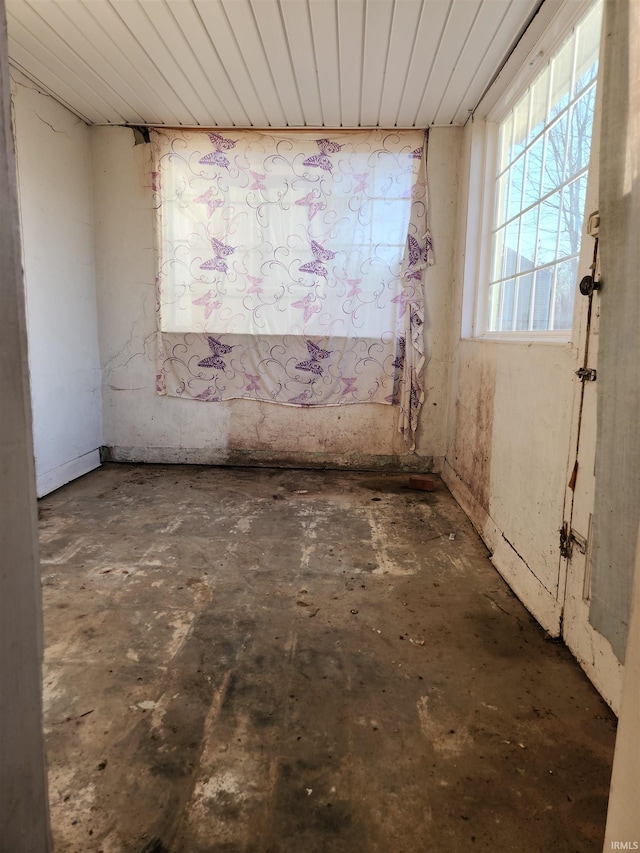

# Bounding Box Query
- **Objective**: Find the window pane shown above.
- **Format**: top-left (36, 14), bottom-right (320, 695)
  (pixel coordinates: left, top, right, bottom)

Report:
top-left (512, 93), bottom-right (531, 159)
top-left (495, 172), bottom-right (509, 227)
top-left (542, 113), bottom-right (569, 196)
top-left (532, 269), bottom-right (553, 329)
top-left (519, 205), bottom-right (539, 271)
top-left (574, 2), bottom-right (602, 95)
top-left (504, 220), bottom-right (520, 278)
top-left (507, 155), bottom-right (525, 220)
top-left (530, 66), bottom-right (550, 140)
top-left (558, 175), bottom-right (587, 258)
top-left (538, 191), bottom-right (561, 265)
top-left (553, 257), bottom-right (579, 329)
top-left (491, 227), bottom-right (505, 282)
top-left (549, 37), bottom-right (574, 119)
top-left (499, 113), bottom-right (514, 172)
top-left (567, 85), bottom-right (596, 177)
top-left (515, 273), bottom-right (534, 330)
top-left (501, 279), bottom-right (516, 330)
top-left (487, 282), bottom-right (501, 330)
top-left (524, 136), bottom-right (544, 207)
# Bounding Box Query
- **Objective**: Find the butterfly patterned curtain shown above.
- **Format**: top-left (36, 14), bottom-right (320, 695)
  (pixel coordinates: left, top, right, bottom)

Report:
top-left (151, 128), bottom-right (433, 448)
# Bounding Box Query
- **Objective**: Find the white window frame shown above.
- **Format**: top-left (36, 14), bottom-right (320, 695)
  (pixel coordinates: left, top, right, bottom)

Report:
top-left (462, 0), bottom-right (600, 343)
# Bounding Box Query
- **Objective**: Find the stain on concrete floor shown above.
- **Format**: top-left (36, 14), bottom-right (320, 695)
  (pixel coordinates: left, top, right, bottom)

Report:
top-left (38, 464), bottom-right (616, 852)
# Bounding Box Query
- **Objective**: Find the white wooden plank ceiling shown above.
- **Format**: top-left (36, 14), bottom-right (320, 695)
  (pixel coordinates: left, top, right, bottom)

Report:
top-left (6, 0), bottom-right (542, 127)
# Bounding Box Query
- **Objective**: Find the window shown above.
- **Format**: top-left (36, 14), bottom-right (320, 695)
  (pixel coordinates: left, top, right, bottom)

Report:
top-left (151, 128), bottom-right (433, 447)
top-left (483, 0), bottom-right (601, 335)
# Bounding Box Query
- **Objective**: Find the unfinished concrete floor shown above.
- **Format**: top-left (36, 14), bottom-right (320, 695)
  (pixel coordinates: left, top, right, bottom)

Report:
top-left (38, 464), bottom-right (616, 853)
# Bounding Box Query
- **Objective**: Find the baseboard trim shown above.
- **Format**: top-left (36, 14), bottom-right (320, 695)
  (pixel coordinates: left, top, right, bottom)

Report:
top-left (36, 449), bottom-right (101, 498)
top-left (101, 445), bottom-right (442, 474)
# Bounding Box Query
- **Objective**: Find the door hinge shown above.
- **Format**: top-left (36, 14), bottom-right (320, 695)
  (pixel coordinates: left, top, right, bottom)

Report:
top-left (576, 367), bottom-right (597, 382)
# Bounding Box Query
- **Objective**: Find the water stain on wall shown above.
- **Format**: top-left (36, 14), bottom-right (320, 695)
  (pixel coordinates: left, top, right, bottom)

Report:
top-left (451, 352), bottom-right (496, 511)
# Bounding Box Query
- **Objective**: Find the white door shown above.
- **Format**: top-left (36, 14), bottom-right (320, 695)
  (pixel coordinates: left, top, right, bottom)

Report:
top-left (560, 209), bottom-right (623, 708)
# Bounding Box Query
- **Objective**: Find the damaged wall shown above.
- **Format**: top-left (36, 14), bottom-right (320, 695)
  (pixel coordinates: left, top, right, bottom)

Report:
top-left (11, 68), bottom-right (102, 496)
top-left (93, 125), bottom-right (461, 470)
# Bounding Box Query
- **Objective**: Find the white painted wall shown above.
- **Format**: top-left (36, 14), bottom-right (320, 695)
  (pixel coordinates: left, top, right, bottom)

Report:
top-left (443, 120), bottom-right (586, 639)
top-left (11, 69), bottom-right (102, 496)
top-left (93, 126), bottom-right (460, 469)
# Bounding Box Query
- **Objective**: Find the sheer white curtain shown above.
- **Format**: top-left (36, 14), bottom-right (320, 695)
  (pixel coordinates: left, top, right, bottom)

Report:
top-left (152, 128), bottom-right (432, 446)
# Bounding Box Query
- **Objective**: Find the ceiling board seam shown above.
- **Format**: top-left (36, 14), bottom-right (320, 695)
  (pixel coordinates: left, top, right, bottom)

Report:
top-left (358, 0), bottom-right (366, 126)
top-left (107, 0), bottom-right (197, 124)
top-left (305, 0), bottom-right (324, 125)
top-left (449, 0), bottom-right (514, 126)
top-left (377, 0), bottom-right (397, 126)
top-left (162, 0), bottom-right (230, 126)
top-left (18, 1), bottom-right (126, 121)
top-left (392, 0), bottom-right (425, 128)
top-left (248, 0), bottom-right (290, 126)
top-left (214, 0), bottom-right (269, 127)
top-left (50, 0), bottom-right (148, 123)
top-left (431, 0), bottom-right (485, 125)
top-left (412, 0), bottom-right (455, 126)
top-left (137, 0), bottom-right (211, 122)
top-left (333, 0), bottom-right (343, 126)
top-left (274, 0), bottom-right (305, 125)
top-left (81, 0), bottom-right (180, 124)
top-left (189, 0), bottom-right (249, 127)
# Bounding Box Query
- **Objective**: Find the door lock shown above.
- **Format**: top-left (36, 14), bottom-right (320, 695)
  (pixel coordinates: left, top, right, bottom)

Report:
top-left (576, 367), bottom-right (597, 382)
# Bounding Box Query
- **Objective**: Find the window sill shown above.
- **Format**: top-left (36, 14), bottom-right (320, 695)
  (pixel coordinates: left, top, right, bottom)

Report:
top-left (464, 331), bottom-right (573, 346)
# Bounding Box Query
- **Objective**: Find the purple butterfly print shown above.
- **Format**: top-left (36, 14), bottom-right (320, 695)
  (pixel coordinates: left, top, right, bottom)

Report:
top-left (199, 132), bottom-right (236, 170)
top-left (192, 290), bottom-right (221, 320)
top-left (407, 234), bottom-right (430, 268)
top-left (246, 275), bottom-right (263, 294)
top-left (341, 377), bottom-right (357, 394)
top-left (303, 138), bottom-right (342, 172)
top-left (199, 150), bottom-right (232, 169)
top-left (197, 336), bottom-right (232, 370)
top-left (151, 171), bottom-right (161, 192)
top-left (391, 291), bottom-right (412, 318)
top-left (194, 187), bottom-right (224, 218)
top-left (295, 190), bottom-right (325, 221)
top-left (195, 386), bottom-right (221, 401)
top-left (249, 171), bottom-right (266, 191)
top-left (392, 337), bottom-right (406, 370)
top-left (346, 278), bottom-right (362, 298)
top-left (292, 294), bottom-right (321, 323)
top-left (352, 173), bottom-right (369, 194)
top-left (411, 146), bottom-right (424, 160)
top-left (299, 240), bottom-right (337, 279)
top-left (200, 237), bottom-right (235, 274)
top-left (295, 340), bottom-right (331, 375)
top-left (245, 374), bottom-right (261, 392)
top-left (405, 269), bottom-right (422, 281)
top-left (310, 240), bottom-right (336, 263)
top-left (208, 132), bottom-right (236, 151)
